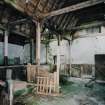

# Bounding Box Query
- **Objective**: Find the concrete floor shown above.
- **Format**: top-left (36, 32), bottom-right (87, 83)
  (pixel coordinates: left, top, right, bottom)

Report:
top-left (14, 78), bottom-right (105, 105)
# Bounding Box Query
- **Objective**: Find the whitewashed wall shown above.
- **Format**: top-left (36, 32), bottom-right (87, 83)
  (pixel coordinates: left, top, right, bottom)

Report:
top-left (8, 44), bottom-right (24, 63)
top-left (48, 25), bottom-right (105, 65)
top-left (71, 25), bottom-right (105, 64)
top-left (71, 36), bottom-right (105, 64)
top-left (48, 40), bottom-right (69, 64)
top-left (0, 42), bottom-right (24, 64)
top-left (40, 44), bottom-right (46, 63)
top-left (24, 43), bottom-right (46, 64)
top-left (0, 25), bottom-right (105, 65)
top-left (23, 44), bottom-right (30, 63)
top-left (0, 42), bottom-right (46, 64)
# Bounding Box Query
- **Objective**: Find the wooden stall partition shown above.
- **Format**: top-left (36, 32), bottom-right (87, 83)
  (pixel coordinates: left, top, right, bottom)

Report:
top-left (60, 64), bottom-right (70, 76)
top-left (27, 64), bottom-right (60, 96)
top-left (36, 72), bottom-right (59, 96)
top-left (27, 64), bottom-right (37, 82)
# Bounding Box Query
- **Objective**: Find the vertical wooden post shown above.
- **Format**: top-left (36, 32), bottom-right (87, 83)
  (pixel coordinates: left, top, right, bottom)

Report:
top-left (30, 39), bottom-right (32, 64)
top-left (36, 22), bottom-right (41, 65)
top-left (56, 35), bottom-right (60, 93)
top-left (92, 65), bottom-right (95, 78)
top-left (30, 39), bottom-right (34, 64)
top-left (81, 65), bottom-right (83, 78)
top-left (6, 69), bottom-right (13, 105)
top-left (46, 44), bottom-right (48, 64)
top-left (4, 30), bottom-right (9, 65)
top-left (69, 38), bottom-right (72, 76)
top-left (9, 80), bottom-right (13, 105)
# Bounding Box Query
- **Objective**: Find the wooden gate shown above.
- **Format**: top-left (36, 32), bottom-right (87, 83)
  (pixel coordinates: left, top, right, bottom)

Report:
top-left (27, 64), bottom-right (59, 96)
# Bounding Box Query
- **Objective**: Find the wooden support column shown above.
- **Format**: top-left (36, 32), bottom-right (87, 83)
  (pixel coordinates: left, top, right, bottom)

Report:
top-left (36, 22), bottom-right (41, 65)
top-left (6, 69), bottom-right (13, 105)
top-left (92, 65), bottom-right (95, 78)
top-left (56, 35), bottom-right (60, 93)
top-left (4, 30), bottom-right (9, 66)
top-left (30, 39), bottom-right (32, 64)
top-left (81, 65), bottom-right (84, 78)
top-left (30, 39), bottom-right (34, 64)
top-left (46, 44), bottom-right (48, 64)
top-left (69, 37), bottom-right (72, 76)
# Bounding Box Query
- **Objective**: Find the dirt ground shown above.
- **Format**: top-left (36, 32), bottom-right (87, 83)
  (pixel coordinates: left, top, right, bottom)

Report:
top-left (14, 78), bottom-right (105, 105)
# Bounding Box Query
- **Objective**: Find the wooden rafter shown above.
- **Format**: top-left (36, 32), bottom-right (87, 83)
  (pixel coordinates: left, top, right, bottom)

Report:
top-left (49, 0), bottom-right (56, 11)
top-left (65, 15), bottom-right (74, 29)
top-left (51, 0), bottom-right (60, 10)
top-left (3, 0), bottom-right (105, 35)
top-left (62, 14), bottom-right (71, 30)
top-left (32, 0), bottom-right (41, 15)
top-left (70, 21), bottom-right (105, 30)
top-left (4, 0), bottom-right (39, 21)
top-left (57, 15), bottom-right (65, 29)
top-left (59, 14), bottom-right (68, 30)
top-left (49, 0), bottom-right (65, 29)
top-left (42, 0), bottom-right (50, 12)
top-left (56, 15), bottom-right (64, 28)
top-left (51, 0), bottom-right (64, 23)
top-left (43, 0), bottom-right (105, 18)
top-left (68, 16), bottom-right (78, 29)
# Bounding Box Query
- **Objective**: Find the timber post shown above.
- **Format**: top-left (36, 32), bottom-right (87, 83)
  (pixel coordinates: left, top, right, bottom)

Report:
top-left (69, 36), bottom-right (72, 77)
top-left (56, 35), bottom-right (60, 93)
top-left (36, 21), bottom-right (41, 66)
top-left (4, 30), bottom-right (9, 66)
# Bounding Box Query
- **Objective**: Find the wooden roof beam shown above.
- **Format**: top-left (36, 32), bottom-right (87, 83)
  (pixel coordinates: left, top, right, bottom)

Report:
top-left (4, 0), bottom-right (39, 21)
top-left (70, 21), bottom-right (105, 30)
top-left (32, 0), bottom-right (41, 14)
top-left (43, 0), bottom-right (105, 18)
top-left (42, 0), bottom-right (50, 12)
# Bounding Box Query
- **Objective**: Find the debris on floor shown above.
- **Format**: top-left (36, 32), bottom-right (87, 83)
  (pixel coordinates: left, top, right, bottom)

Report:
top-left (13, 78), bottom-right (105, 105)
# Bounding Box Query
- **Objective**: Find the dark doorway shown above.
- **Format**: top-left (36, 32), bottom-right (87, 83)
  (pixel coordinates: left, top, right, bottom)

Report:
top-left (53, 56), bottom-right (57, 64)
top-left (95, 54), bottom-right (105, 80)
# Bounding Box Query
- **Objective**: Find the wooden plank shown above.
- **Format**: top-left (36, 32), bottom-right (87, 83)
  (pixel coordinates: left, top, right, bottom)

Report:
top-left (43, 0), bottom-right (105, 18)
top-left (27, 64), bottom-right (31, 82)
top-left (42, 77), bottom-right (45, 92)
top-left (49, 80), bottom-right (52, 94)
top-left (54, 72), bottom-right (56, 92)
top-left (46, 77), bottom-right (49, 95)
top-left (81, 65), bottom-right (84, 78)
top-left (32, 66), bottom-right (35, 81)
top-left (36, 72), bottom-right (60, 95)
top-left (37, 77), bottom-right (40, 93)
